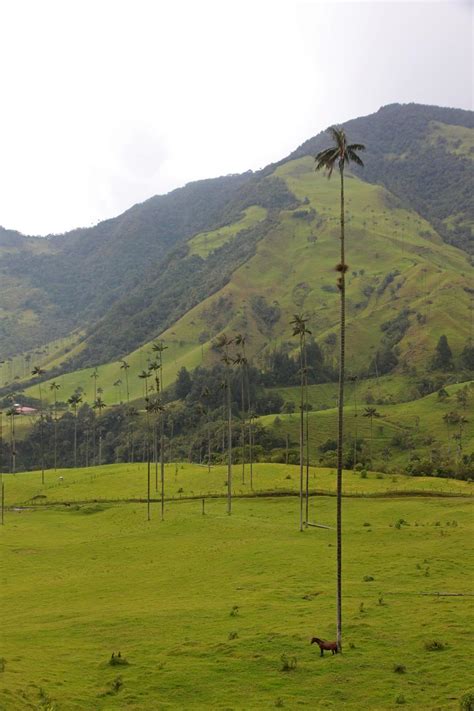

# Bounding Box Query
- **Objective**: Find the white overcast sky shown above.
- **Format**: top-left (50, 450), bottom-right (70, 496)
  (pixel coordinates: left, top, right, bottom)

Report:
top-left (1, 0), bottom-right (472, 236)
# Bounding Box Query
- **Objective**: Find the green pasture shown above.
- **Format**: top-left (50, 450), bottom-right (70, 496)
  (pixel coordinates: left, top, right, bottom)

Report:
top-left (262, 381), bottom-right (474, 468)
top-left (3, 461), bottom-right (472, 509)
top-left (188, 205), bottom-right (267, 258)
top-left (1, 490), bottom-right (473, 709)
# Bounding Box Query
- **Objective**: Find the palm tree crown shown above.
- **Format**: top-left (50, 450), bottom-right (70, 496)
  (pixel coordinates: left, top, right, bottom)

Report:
top-left (315, 127), bottom-right (365, 177)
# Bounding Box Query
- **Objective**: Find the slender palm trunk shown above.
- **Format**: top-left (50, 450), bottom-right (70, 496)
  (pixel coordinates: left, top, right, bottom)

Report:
top-left (240, 367), bottom-right (245, 484)
top-left (207, 418), bottom-right (211, 473)
top-left (227, 368), bottom-right (232, 515)
top-left (305, 345), bottom-right (310, 525)
top-left (299, 336), bottom-right (304, 532)
top-left (160, 415), bottom-right (165, 521)
top-left (353, 383), bottom-right (358, 471)
top-left (11, 414), bottom-right (16, 474)
top-left (336, 163), bottom-right (345, 653)
top-left (245, 366), bottom-right (253, 490)
top-left (370, 417), bottom-right (373, 463)
top-left (154, 422), bottom-right (158, 491)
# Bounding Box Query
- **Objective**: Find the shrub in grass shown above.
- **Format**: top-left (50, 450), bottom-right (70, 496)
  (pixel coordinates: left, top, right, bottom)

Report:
top-left (376, 473), bottom-right (384, 479)
top-left (378, 594), bottom-right (385, 606)
top-left (228, 631), bottom-right (239, 640)
top-left (363, 522), bottom-right (371, 527)
top-left (109, 653), bottom-right (128, 666)
top-left (360, 470), bottom-right (368, 479)
top-left (100, 677), bottom-right (123, 696)
top-left (460, 691), bottom-right (474, 710)
top-left (395, 694), bottom-right (406, 704)
top-left (285, 474), bottom-right (292, 480)
top-left (230, 605), bottom-right (239, 617)
top-left (424, 640), bottom-right (446, 651)
top-left (280, 654), bottom-right (297, 672)
top-left (393, 664), bottom-right (406, 674)
top-left (363, 575), bottom-right (375, 582)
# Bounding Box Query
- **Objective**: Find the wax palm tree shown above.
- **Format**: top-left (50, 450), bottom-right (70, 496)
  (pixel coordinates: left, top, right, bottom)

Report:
top-left (68, 392), bottom-right (83, 467)
top-left (290, 314), bottom-right (311, 532)
top-left (90, 367), bottom-right (99, 401)
top-left (315, 126), bottom-right (365, 652)
top-left (113, 379), bottom-right (122, 404)
top-left (233, 343), bottom-right (248, 485)
top-left (32, 365), bottom-right (46, 483)
top-left (148, 360), bottom-right (161, 488)
top-left (152, 342), bottom-right (168, 520)
top-left (93, 397), bottom-right (107, 466)
top-left (120, 360), bottom-right (132, 461)
top-left (215, 334), bottom-right (234, 515)
top-left (49, 381), bottom-right (61, 470)
top-left (201, 387), bottom-right (212, 473)
top-left (6, 404), bottom-right (16, 474)
top-left (349, 375), bottom-right (359, 470)
top-left (120, 360), bottom-right (130, 402)
top-left (363, 407), bottom-right (381, 463)
top-left (248, 409), bottom-right (257, 490)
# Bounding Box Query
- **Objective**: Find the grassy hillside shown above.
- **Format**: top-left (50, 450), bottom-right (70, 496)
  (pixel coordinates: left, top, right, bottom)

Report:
top-left (261, 382), bottom-right (473, 469)
top-left (2, 104), bottom-right (472, 381)
top-left (1, 490), bottom-right (473, 709)
top-left (20, 157), bottom-right (472, 407)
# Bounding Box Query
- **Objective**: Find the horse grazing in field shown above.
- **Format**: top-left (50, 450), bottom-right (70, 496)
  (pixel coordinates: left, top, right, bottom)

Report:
top-left (310, 637), bottom-right (338, 656)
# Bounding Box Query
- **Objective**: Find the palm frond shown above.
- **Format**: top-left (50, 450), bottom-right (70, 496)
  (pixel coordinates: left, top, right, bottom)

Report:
top-left (347, 150), bottom-right (365, 167)
top-left (328, 126), bottom-right (345, 148)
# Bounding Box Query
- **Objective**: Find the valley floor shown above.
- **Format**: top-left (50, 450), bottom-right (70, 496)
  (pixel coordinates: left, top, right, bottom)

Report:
top-left (1, 465), bottom-right (473, 709)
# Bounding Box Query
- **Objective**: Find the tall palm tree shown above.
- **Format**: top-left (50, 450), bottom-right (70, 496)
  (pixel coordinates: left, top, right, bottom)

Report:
top-left (147, 396), bottom-right (165, 519)
top-left (120, 360), bottom-right (132, 461)
top-left (148, 360), bottom-right (161, 489)
top-left (152, 342), bottom-right (168, 522)
top-left (216, 334), bottom-right (234, 515)
top-left (363, 407), bottom-right (381, 463)
top-left (68, 392), bottom-right (83, 468)
top-left (290, 314), bottom-right (311, 532)
top-left (93, 397), bottom-right (107, 466)
top-left (248, 409), bottom-right (256, 491)
top-left (120, 360), bottom-right (130, 402)
top-left (201, 387), bottom-right (212, 473)
top-left (113, 379), bottom-right (122, 404)
top-left (49, 381), bottom-right (61, 470)
top-left (90, 367), bottom-right (99, 401)
top-left (349, 376), bottom-right (359, 470)
top-left (32, 365), bottom-right (46, 484)
top-left (315, 126), bottom-right (365, 652)
top-left (6, 404), bottom-right (16, 474)
top-left (233, 343), bottom-right (248, 484)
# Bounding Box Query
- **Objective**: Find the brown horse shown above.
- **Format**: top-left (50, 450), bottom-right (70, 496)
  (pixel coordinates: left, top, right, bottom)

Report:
top-left (310, 637), bottom-right (338, 656)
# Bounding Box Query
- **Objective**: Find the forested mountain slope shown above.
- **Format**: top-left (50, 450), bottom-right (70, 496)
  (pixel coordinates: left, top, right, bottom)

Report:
top-left (2, 102), bottom-right (473, 401)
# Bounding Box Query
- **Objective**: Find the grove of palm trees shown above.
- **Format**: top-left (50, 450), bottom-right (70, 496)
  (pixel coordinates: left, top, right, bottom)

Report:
top-left (0, 3), bottom-right (473, 706)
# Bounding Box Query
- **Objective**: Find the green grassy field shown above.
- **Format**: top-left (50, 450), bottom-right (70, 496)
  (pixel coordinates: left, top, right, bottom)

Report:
top-left (3, 462), bottom-right (472, 508)
top-left (1, 479), bottom-right (473, 710)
